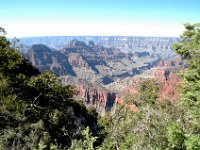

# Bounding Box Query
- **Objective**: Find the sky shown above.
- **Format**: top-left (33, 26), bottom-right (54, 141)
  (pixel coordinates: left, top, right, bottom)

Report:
top-left (1, 0), bottom-right (200, 37)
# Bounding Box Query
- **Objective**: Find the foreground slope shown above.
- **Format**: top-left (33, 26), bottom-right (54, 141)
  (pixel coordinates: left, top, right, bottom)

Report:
top-left (0, 28), bottom-right (101, 149)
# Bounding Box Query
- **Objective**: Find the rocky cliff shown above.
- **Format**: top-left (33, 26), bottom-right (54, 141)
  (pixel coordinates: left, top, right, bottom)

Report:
top-left (24, 40), bottom-right (182, 113)
top-left (76, 85), bottom-right (116, 113)
top-left (154, 62), bottom-right (182, 102)
top-left (76, 84), bottom-right (138, 114)
top-left (26, 40), bottom-right (159, 86)
top-left (26, 44), bottom-right (76, 76)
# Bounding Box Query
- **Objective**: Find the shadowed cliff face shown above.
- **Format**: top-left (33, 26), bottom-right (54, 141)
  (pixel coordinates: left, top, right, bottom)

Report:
top-left (24, 41), bottom-right (182, 113)
top-left (26, 44), bottom-right (76, 76)
top-left (28, 44), bottom-right (53, 66)
top-left (26, 40), bottom-right (160, 87)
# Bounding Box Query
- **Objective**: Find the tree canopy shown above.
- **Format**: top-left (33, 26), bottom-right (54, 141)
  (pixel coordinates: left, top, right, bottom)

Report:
top-left (0, 28), bottom-right (100, 149)
top-left (172, 23), bottom-right (200, 149)
top-left (1, 23), bottom-right (200, 149)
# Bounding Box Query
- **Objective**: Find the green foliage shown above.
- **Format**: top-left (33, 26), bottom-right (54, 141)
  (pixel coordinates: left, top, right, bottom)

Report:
top-left (172, 23), bottom-right (200, 150)
top-left (124, 79), bottom-right (159, 107)
top-left (99, 104), bottom-right (167, 149)
top-left (69, 127), bottom-right (97, 150)
top-left (0, 27), bottom-right (100, 149)
top-left (82, 127), bottom-right (97, 150)
top-left (173, 23), bottom-right (200, 108)
top-left (118, 23), bottom-right (200, 150)
top-left (167, 123), bottom-right (185, 149)
top-left (124, 92), bottom-right (140, 106)
top-left (139, 79), bottom-right (159, 106)
top-left (3, 22), bottom-right (200, 149)
top-left (98, 79), bottom-right (181, 150)
top-left (185, 134), bottom-right (200, 150)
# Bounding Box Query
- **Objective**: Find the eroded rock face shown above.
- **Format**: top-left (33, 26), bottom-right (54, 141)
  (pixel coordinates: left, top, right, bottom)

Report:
top-left (75, 60), bottom-right (182, 113)
top-left (155, 69), bottom-right (180, 102)
top-left (29, 48), bottom-right (179, 112)
top-left (26, 40), bottom-right (159, 87)
top-left (117, 64), bottom-right (182, 108)
top-left (76, 85), bottom-right (117, 114)
top-left (26, 44), bottom-right (76, 76)
top-left (28, 44), bottom-right (53, 66)
top-left (25, 42), bottom-right (182, 113)
top-left (154, 58), bottom-right (183, 102)
top-left (76, 84), bottom-right (140, 113)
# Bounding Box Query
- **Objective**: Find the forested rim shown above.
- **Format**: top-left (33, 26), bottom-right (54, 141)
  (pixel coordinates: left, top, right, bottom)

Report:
top-left (0, 23), bottom-right (200, 150)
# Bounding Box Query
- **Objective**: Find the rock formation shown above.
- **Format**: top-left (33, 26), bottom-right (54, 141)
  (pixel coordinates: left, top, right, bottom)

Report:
top-left (76, 85), bottom-right (117, 114)
top-left (26, 40), bottom-right (159, 87)
top-left (22, 39), bottom-right (183, 113)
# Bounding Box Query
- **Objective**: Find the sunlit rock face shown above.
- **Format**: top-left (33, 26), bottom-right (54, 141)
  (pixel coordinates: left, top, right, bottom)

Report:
top-left (24, 39), bottom-right (183, 113)
top-left (76, 85), bottom-right (117, 114)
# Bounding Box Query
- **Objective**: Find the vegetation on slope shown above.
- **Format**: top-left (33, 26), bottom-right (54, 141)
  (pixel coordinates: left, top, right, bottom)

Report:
top-left (96, 23), bottom-right (200, 150)
top-left (0, 27), bottom-right (101, 149)
top-left (1, 23), bottom-right (200, 150)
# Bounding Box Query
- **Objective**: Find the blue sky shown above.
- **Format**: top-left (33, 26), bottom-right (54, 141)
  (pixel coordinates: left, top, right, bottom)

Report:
top-left (1, 0), bottom-right (200, 37)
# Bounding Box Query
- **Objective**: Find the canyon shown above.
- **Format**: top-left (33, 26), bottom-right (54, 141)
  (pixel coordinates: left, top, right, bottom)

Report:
top-left (20, 36), bottom-right (182, 113)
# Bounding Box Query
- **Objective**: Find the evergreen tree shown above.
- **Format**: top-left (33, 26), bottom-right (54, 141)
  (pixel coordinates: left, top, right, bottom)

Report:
top-left (172, 23), bottom-right (200, 150)
top-left (98, 79), bottom-right (180, 150)
top-left (0, 27), bottom-right (100, 149)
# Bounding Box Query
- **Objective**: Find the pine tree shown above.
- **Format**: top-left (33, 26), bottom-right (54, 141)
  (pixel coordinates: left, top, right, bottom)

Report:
top-left (0, 27), bottom-right (100, 149)
top-left (172, 23), bottom-right (200, 150)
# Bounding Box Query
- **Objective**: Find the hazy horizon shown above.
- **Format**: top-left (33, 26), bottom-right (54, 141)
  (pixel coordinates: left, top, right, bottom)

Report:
top-left (1, 0), bottom-right (199, 37)
top-left (16, 35), bottom-right (181, 39)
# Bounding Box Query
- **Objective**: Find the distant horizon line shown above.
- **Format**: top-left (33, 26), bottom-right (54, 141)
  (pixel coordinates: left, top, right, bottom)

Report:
top-left (8, 35), bottom-right (180, 39)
